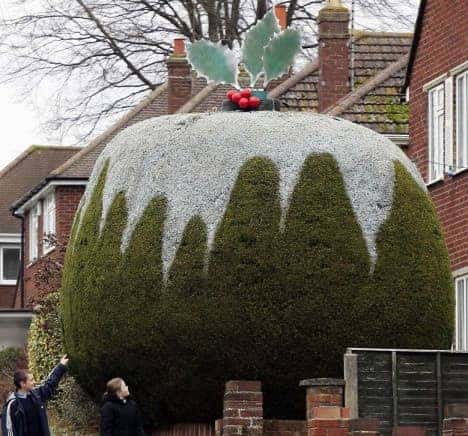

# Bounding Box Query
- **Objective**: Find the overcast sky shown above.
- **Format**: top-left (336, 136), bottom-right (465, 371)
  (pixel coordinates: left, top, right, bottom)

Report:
top-left (0, 0), bottom-right (419, 171)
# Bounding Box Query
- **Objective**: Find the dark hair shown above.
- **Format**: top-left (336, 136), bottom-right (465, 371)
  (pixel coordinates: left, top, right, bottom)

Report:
top-left (105, 378), bottom-right (123, 399)
top-left (13, 370), bottom-right (30, 390)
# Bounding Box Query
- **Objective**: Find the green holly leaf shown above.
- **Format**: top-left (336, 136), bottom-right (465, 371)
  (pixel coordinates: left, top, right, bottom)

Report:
top-left (187, 40), bottom-right (238, 85)
top-left (263, 29), bottom-right (301, 85)
top-left (242, 11), bottom-right (280, 84)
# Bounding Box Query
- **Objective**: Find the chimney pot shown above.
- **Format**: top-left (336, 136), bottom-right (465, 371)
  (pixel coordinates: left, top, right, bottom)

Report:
top-left (173, 38), bottom-right (186, 56)
top-left (274, 4), bottom-right (287, 30)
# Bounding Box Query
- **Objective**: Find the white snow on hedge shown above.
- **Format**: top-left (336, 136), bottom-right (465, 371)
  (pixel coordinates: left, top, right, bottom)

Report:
top-left (76, 111), bottom-right (425, 275)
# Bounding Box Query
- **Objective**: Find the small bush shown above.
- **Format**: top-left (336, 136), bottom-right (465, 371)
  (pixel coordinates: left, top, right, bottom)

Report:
top-left (28, 292), bottom-right (98, 430)
top-left (0, 347), bottom-right (27, 405)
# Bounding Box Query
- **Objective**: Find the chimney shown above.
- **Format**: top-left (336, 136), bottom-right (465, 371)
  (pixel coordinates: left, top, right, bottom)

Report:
top-left (317, 0), bottom-right (350, 112)
top-left (275, 4), bottom-right (287, 30)
top-left (166, 38), bottom-right (192, 114)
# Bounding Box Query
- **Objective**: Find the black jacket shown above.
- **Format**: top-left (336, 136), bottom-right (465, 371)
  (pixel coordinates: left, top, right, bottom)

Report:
top-left (1, 363), bottom-right (67, 436)
top-left (100, 396), bottom-right (145, 436)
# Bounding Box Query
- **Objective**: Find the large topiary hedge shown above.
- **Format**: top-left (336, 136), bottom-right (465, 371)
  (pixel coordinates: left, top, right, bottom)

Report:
top-left (61, 112), bottom-right (453, 425)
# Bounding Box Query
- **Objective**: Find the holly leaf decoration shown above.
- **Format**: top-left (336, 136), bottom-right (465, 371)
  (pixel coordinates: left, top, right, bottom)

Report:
top-left (187, 40), bottom-right (238, 85)
top-left (263, 29), bottom-right (301, 85)
top-left (242, 10), bottom-right (280, 85)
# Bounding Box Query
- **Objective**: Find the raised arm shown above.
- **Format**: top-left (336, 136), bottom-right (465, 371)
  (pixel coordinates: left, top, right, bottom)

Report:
top-left (33, 355), bottom-right (68, 402)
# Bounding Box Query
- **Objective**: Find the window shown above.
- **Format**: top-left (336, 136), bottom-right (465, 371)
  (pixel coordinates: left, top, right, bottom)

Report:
top-left (0, 246), bottom-right (20, 284)
top-left (456, 275), bottom-right (468, 351)
top-left (29, 204), bottom-right (40, 262)
top-left (428, 83), bottom-right (445, 183)
top-left (456, 70), bottom-right (468, 171)
top-left (43, 193), bottom-right (56, 253)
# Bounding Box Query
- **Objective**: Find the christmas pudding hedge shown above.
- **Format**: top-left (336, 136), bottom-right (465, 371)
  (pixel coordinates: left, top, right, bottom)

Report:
top-left (61, 112), bottom-right (453, 424)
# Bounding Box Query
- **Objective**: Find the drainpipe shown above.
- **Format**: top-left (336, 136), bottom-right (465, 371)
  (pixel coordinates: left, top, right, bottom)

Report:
top-left (11, 211), bottom-right (25, 308)
top-left (19, 215), bottom-right (25, 308)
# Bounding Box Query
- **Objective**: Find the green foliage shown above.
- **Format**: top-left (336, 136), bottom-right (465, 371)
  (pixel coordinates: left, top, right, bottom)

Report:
top-left (263, 29), bottom-right (301, 84)
top-left (61, 155), bottom-right (454, 425)
top-left (0, 347), bottom-right (25, 375)
top-left (242, 11), bottom-right (280, 83)
top-left (28, 292), bottom-right (98, 430)
top-left (187, 41), bottom-right (237, 85)
top-left (360, 162), bottom-right (454, 348)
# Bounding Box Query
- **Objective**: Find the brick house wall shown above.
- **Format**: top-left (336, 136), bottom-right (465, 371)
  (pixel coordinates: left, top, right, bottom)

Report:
top-left (19, 185), bottom-right (85, 307)
top-left (0, 285), bottom-right (16, 307)
top-left (407, 0), bottom-right (468, 272)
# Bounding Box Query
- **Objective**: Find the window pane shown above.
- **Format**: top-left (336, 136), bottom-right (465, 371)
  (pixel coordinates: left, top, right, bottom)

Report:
top-left (457, 279), bottom-right (466, 350)
top-left (429, 85), bottom-right (445, 181)
top-left (457, 74), bottom-right (467, 169)
top-left (3, 248), bottom-right (20, 281)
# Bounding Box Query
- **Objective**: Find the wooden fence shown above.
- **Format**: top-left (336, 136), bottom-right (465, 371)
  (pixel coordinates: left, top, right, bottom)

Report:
top-left (344, 348), bottom-right (468, 435)
top-left (152, 423), bottom-right (214, 436)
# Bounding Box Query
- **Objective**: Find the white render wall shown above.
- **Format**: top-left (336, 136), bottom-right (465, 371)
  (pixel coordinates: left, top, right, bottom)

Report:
top-left (0, 312), bottom-right (33, 349)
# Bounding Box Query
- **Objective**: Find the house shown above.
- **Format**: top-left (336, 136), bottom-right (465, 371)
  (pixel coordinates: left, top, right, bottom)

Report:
top-left (0, 145), bottom-right (79, 347)
top-left (10, 0), bottom-right (413, 308)
top-left (403, 0), bottom-right (468, 351)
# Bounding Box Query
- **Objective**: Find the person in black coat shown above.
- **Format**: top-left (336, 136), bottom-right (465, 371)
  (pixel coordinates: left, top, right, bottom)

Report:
top-left (100, 378), bottom-right (145, 436)
top-left (1, 355), bottom-right (68, 436)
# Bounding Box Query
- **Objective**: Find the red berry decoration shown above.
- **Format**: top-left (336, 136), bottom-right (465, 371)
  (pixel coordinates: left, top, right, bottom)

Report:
top-left (231, 92), bottom-right (242, 104)
top-left (226, 90), bottom-right (236, 101)
top-left (238, 97), bottom-right (250, 110)
top-left (248, 96), bottom-right (261, 109)
top-left (240, 88), bottom-right (252, 98)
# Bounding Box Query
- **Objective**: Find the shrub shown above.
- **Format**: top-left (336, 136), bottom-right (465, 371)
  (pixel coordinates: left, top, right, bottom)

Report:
top-left (28, 292), bottom-right (98, 430)
top-left (61, 114), bottom-right (453, 425)
top-left (0, 347), bottom-right (27, 405)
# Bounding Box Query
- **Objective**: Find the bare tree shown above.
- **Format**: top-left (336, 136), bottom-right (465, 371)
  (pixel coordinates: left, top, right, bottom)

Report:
top-left (0, 0), bottom-right (417, 143)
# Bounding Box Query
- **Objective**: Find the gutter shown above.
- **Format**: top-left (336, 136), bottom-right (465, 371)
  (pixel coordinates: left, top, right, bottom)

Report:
top-left (11, 176), bottom-right (88, 217)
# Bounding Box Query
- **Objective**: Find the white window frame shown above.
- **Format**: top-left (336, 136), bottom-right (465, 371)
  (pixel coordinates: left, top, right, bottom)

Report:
top-left (42, 192), bottom-right (56, 254)
top-left (428, 83), bottom-right (446, 184)
top-left (0, 245), bottom-right (20, 285)
top-left (29, 203), bottom-right (40, 263)
top-left (455, 275), bottom-right (468, 351)
top-left (455, 70), bottom-right (468, 173)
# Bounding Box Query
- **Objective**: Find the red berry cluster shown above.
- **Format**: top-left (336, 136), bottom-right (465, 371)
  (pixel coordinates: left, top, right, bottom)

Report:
top-left (227, 89), bottom-right (261, 110)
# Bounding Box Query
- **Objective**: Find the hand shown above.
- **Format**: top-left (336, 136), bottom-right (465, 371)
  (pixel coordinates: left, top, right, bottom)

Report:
top-left (60, 355), bottom-right (69, 366)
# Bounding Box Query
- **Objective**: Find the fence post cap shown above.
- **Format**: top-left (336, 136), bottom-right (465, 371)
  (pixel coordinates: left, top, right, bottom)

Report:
top-left (299, 378), bottom-right (345, 387)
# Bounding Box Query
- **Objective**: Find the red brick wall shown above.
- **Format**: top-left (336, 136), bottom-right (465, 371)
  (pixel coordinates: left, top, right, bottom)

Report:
top-left (0, 285), bottom-right (16, 307)
top-left (407, 0), bottom-right (468, 272)
top-left (55, 185), bottom-right (85, 245)
top-left (317, 5), bottom-right (350, 112)
top-left (167, 57), bottom-right (192, 114)
top-left (21, 185), bottom-right (85, 307)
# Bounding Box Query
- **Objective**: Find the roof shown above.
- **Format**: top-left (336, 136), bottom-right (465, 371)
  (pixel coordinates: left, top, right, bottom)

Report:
top-left (402, 0), bottom-right (427, 92)
top-left (0, 146), bottom-right (80, 232)
top-left (11, 31), bottom-right (413, 211)
top-left (281, 32), bottom-right (412, 134)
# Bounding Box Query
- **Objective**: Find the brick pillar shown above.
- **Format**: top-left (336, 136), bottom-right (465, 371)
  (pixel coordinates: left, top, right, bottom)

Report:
top-left (223, 381), bottom-right (263, 436)
top-left (443, 403), bottom-right (468, 435)
top-left (166, 38), bottom-right (192, 114)
top-left (317, 0), bottom-right (350, 112)
top-left (300, 378), bottom-right (350, 436)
